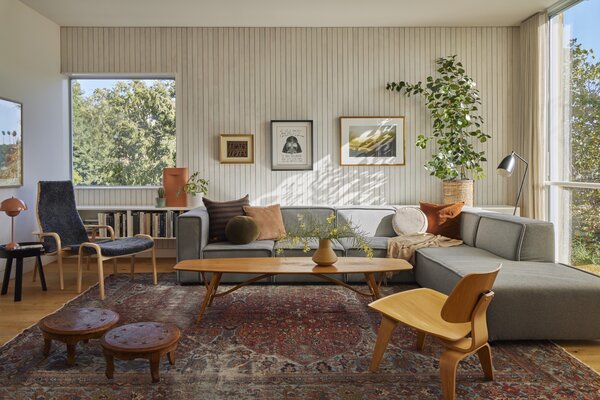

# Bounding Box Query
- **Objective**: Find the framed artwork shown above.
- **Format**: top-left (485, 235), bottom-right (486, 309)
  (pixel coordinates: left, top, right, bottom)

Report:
top-left (0, 97), bottom-right (23, 187)
top-left (271, 120), bottom-right (313, 171)
top-left (340, 116), bottom-right (405, 166)
top-left (219, 134), bottom-right (254, 164)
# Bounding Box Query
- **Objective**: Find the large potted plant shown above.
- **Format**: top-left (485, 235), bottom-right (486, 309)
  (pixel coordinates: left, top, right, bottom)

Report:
top-left (178, 172), bottom-right (209, 208)
top-left (386, 55), bottom-right (490, 206)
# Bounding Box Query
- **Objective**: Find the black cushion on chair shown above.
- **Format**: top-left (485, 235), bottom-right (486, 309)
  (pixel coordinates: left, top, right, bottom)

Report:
top-left (77, 237), bottom-right (154, 257)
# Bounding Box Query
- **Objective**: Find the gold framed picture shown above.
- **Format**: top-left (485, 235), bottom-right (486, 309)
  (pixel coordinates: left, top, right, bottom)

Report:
top-left (340, 116), bottom-right (406, 166)
top-left (219, 134), bottom-right (254, 164)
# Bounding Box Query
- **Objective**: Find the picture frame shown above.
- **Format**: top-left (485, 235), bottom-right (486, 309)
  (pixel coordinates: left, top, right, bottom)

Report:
top-left (271, 120), bottom-right (313, 171)
top-left (339, 116), bottom-right (405, 166)
top-left (219, 134), bottom-right (254, 164)
top-left (0, 97), bottom-right (23, 187)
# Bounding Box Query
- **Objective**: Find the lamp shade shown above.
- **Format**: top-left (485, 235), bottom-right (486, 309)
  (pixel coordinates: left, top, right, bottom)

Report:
top-left (497, 153), bottom-right (516, 177)
top-left (0, 197), bottom-right (27, 217)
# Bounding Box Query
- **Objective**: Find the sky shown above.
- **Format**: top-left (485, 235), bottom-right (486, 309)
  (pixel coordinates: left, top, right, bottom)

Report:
top-left (75, 79), bottom-right (173, 97)
top-left (563, 0), bottom-right (600, 53)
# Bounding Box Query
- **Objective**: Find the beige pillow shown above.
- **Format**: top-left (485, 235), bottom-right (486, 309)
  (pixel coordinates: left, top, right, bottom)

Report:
top-left (243, 204), bottom-right (286, 240)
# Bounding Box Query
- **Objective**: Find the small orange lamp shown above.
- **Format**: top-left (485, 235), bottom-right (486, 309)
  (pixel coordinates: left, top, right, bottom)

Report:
top-left (0, 197), bottom-right (27, 250)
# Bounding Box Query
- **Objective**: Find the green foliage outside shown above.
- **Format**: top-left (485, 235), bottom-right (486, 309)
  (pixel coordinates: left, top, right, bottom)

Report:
top-left (569, 41), bottom-right (600, 268)
top-left (72, 80), bottom-right (176, 186)
top-left (386, 55), bottom-right (490, 181)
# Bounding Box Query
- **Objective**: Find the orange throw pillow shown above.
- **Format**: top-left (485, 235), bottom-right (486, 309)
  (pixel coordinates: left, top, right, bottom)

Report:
top-left (419, 201), bottom-right (464, 239)
top-left (243, 204), bottom-right (287, 240)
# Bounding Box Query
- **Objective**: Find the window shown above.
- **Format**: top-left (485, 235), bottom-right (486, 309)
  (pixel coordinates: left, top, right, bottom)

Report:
top-left (71, 78), bottom-right (176, 186)
top-left (549, 0), bottom-right (600, 275)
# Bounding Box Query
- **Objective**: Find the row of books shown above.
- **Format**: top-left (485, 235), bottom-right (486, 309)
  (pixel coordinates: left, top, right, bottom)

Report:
top-left (84, 211), bottom-right (184, 239)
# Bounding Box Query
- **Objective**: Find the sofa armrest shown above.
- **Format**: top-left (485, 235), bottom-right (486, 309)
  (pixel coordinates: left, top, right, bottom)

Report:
top-left (177, 208), bottom-right (209, 261)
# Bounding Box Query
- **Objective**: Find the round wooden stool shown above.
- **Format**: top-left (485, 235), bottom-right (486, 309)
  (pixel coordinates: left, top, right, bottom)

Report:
top-left (39, 308), bottom-right (120, 366)
top-left (100, 322), bottom-right (181, 383)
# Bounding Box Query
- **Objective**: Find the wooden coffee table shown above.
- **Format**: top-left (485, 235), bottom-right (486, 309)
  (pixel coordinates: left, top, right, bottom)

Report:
top-left (101, 322), bottom-right (181, 383)
top-left (174, 257), bottom-right (412, 323)
top-left (39, 308), bottom-right (120, 366)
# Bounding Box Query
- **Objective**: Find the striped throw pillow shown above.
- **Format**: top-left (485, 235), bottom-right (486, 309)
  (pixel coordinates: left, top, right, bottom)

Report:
top-left (203, 195), bottom-right (250, 243)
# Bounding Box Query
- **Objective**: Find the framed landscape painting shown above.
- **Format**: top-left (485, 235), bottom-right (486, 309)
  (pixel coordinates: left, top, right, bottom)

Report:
top-left (219, 134), bottom-right (254, 164)
top-left (340, 116), bottom-right (405, 166)
top-left (271, 120), bottom-right (313, 171)
top-left (0, 97), bottom-right (23, 187)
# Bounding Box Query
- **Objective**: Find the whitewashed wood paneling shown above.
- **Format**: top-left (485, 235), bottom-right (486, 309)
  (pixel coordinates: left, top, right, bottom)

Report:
top-left (63, 27), bottom-right (520, 207)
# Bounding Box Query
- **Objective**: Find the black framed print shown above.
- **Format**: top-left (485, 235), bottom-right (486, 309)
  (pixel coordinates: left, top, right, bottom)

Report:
top-left (271, 120), bottom-right (313, 171)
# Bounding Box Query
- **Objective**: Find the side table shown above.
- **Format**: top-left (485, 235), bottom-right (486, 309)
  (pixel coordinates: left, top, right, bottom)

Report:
top-left (0, 242), bottom-right (46, 302)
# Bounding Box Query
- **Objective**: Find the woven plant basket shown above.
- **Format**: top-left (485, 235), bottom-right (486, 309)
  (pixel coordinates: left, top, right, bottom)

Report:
top-left (442, 179), bottom-right (474, 206)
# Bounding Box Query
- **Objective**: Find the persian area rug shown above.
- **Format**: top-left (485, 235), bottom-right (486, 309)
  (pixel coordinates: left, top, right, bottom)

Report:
top-left (0, 274), bottom-right (599, 399)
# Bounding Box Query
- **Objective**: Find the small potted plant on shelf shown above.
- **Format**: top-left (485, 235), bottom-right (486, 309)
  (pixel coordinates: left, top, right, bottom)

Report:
top-left (278, 212), bottom-right (373, 266)
top-left (178, 172), bottom-right (209, 208)
top-left (386, 55), bottom-right (491, 206)
top-left (156, 187), bottom-right (166, 208)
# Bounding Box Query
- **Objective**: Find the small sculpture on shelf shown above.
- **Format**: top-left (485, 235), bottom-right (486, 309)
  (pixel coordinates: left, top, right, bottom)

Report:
top-left (156, 187), bottom-right (166, 208)
top-left (178, 172), bottom-right (209, 208)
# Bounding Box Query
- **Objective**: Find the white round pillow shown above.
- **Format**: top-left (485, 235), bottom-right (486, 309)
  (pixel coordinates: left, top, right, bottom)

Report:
top-left (392, 207), bottom-right (428, 235)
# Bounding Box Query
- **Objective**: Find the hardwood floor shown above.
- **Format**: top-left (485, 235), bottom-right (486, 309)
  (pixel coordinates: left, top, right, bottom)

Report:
top-left (1, 258), bottom-right (598, 375)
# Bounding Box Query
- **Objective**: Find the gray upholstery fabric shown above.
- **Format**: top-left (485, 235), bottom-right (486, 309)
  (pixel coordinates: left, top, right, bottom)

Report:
top-left (78, 237), bottom-right (153, 257)
top-left (280, 207), bottom-right (336, 232)
top-left (203, 240), bottom-right (275, 258)
top-left (460, 210), bottom-right (482, 247)
top-left (37, 181), bottom-right (89, 252)
top-left (176, 207), bottom-right (210, 283)
top-left (336, 207), bottom-right (396, 237)
top-left (475, 213), bottom-right (555, 261)
top-left (415, 246), bottom-right (600, 340)
top-left (274, 238), bottom-right (344, 257)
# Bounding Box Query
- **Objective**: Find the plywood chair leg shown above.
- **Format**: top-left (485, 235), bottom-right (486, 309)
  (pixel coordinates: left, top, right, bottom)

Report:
top-left (112, 258), bottom-right (118, 275)
top-left (416, 331), bottom-right (426, 351)
top-left (32, 257), bottom-right (38, 282)
top-left (130, 255), bottom-right (135, 279)
top-left (439, 350), bottom-right (463, 400)
top-left (77, 251), bottom-right (84, 293)
top-left (151, 246), bottom-right (157, 285)
top-left (369, 315), bottom-right (397, 372)
top-left (57, 251), bottom-right (64, 290)
top-left (97, 257), bottom-right (106, 301)
top-left (477, 344), bottom-right (494, 380)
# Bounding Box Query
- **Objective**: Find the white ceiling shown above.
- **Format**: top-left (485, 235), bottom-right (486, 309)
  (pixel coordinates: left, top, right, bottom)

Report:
top-left (20, 0), bottom-right (556, 27)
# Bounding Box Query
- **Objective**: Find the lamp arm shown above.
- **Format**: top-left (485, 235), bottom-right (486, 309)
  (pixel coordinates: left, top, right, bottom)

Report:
top-left (513, 152), bottom-right (529, 216)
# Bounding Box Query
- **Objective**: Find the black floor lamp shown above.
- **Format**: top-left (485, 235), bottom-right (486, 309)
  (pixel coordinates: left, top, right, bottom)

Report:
top-left (497, 151), bottom-right (529, 216)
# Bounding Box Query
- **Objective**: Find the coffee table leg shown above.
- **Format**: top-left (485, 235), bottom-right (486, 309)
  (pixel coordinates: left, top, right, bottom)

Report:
top-left (208, 273), bottom-right (222, 307)
top-left (196, 272), bottom-right (222, 323)
top-left (15, 258), bottom-right (23, 302)
top-left (1, 257), bottom-right (12, 295)
top-left (150, 355), bottom-right (160, 383)
top-left (66, 343), bottom-right (76, 366)
top-left (104, 352), bottom-right (115, 379)
top-left (365, 272), bottom-right (381, 301)
top-left (43, 336), bottom-right (52, 357)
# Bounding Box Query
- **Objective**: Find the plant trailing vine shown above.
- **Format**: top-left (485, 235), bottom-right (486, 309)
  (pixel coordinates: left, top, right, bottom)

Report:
top-left (386, 55), bottom-right (490, 181)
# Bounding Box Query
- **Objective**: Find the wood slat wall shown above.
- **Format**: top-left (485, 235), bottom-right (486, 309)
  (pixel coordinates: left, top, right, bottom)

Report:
top-left (61, 27), bottom-right (520, 207)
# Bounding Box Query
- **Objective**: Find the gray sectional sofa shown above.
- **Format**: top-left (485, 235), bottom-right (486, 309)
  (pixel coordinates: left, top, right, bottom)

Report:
top-left (176, 205), bottom-right (600, 341)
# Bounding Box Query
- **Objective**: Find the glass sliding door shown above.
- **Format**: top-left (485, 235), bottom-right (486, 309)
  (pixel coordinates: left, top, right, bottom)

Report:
top-left (548, 0), bottom-right (600, 275)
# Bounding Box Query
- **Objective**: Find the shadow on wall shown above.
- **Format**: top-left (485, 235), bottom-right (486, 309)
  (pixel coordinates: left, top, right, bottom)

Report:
top-left (255, 156), bottom-right (386, 206)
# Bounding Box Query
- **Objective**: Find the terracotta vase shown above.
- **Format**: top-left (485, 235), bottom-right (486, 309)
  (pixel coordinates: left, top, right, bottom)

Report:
top-left (312, 239), bottom-right (338, 266)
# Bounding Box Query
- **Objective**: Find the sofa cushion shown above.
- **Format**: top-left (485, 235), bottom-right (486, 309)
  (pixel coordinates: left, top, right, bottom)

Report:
top-left (392, 207), bottom-right (428, 235)
top-left (336, 207), bottom-right (396, 237)
top-left (460, 210), bottom-right (481, 247)
top-left (420, 201), bottom-right (464, 239)
top-left (243, 204), bottom-right (286, 240)
top-left (202, 240), bottom-right (274, 259)
top-left (203, 195), bottom-right (250, 243)
top-left (414, 246), bottom-right (600, 340)
top-left (475, 213), bottom-right (555, 261)
top-left (274, 238), bottom-right (344, 257)
top-left (339, 236), bottom-right (389, 258)
top-left (280, 207), bottom-right (336, 232)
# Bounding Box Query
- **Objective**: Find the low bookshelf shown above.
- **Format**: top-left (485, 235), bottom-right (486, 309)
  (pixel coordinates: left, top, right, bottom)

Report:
top-left (77, 205), bottom-right (193, 256)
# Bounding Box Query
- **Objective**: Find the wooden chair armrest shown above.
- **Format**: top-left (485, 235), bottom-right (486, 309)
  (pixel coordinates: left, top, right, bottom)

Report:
top-left (84, 224), bottom-right (115, 240)
top-left (32, 231), bottom-right (63, 253)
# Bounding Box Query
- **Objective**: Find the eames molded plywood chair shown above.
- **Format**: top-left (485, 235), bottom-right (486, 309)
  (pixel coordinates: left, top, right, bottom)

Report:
top-left (34, 181), bottom-right (157, 299)
top-left (369, 265), bottom-right (501, 400)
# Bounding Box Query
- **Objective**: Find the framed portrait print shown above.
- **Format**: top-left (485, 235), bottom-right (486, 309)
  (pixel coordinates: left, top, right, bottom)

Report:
top-left (220, 134), bottom-right (254, 164)
top-left (340, 116), bottom-right (405, 166)
top-left (271, 120), bottom-right (313, 171)
top-left (0, 97), bottom-right (23, 187)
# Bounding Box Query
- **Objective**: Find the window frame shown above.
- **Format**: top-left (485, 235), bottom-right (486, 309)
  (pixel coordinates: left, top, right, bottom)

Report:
top-left (68, 74), bottom-right (177, 189)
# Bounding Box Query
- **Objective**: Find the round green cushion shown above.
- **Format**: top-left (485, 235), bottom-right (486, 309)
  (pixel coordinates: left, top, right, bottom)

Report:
top-left (225, 216), bottom-right (260, 244)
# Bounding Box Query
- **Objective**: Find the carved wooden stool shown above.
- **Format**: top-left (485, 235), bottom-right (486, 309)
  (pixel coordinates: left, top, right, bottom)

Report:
top-left (100, 322), bottom-right (181, 383)
top-left (39, 308), bottom-right (120, 366)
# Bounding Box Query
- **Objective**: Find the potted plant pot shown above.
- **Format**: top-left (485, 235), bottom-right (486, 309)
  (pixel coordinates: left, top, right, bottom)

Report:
top-left (156, 197), bottom-right (166, 208)
top-left (312, 239), bottom-right (338, 266)
top-left (443, 179), bottom-right (474, 206)
top-left (187, 193), bottom-right (203, 208)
